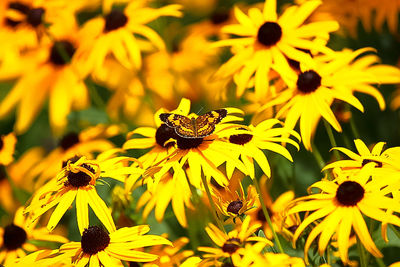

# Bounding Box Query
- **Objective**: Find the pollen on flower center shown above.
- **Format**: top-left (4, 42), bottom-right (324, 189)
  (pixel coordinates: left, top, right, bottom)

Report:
top-left (361, 159), bottom-right (383, 168)
top-left (155, 124), bottom-right (178, 148)
top-left (49, 41), bottom-right (76, 66)
top-left (176, 136), bottom-right (203, 149)
top-left (66, 163), bottom-right (95, 188)
top-left (229, 133), bottom-right (253, 145)
top-left (26, 7), bottom-right (45, 27)
top-left (3, 224), bottom-right (27, 250)
top-left (222, 238), bottom-right (241, 254)
top-left (296, 70), bottom-right (321, 93)
top-left (104, 10), bottom-right (128, 32)
top-left (227, 200), bottom-right (243, 214)
top-left (336, 181), bottom-right (365, 206)
top-left (257, 22), bottom-right (282, 47)
top-left (59, 132), bottom-right (80, 151)
top-left (81, 226), bottom-right (110, 255)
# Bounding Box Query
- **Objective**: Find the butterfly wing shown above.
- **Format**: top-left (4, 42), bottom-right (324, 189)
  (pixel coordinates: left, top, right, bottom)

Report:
top-left (195, 109), bottom-right (228, 137)
top-left (159, 113), bottom-right (196, 138)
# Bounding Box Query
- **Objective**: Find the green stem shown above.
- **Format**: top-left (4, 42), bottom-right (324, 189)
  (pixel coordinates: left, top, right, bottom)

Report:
top-left (356, 235), bottom-right (368, 267)
top-left (85, 79), bottom-right (106, 108)
top-left (375, 257), bottom-right (386, 267)
top-left (323, 120), bottom-right (340, 160)
top-left (389, 224), bottom-right (400, 239)
top-left (349, 114), bottom-right (360, 140)
top-left (311, 143), bottom-right (325, 170)
top-left (200, 175), bottom-right (226, 233)
top-left (253, 176), bottom-right (284, 253)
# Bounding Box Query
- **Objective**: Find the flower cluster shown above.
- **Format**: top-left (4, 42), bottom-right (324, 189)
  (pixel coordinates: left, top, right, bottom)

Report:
top-left (1, 0), bottom-right (400, 266)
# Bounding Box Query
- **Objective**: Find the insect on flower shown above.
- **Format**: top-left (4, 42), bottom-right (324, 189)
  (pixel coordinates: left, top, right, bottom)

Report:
top-left (159, 109), bottom-right (227, 138)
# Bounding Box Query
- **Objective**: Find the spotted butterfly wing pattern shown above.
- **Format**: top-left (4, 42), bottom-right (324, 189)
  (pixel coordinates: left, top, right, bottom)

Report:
top-left (159, 109), bottom-right (227, 138)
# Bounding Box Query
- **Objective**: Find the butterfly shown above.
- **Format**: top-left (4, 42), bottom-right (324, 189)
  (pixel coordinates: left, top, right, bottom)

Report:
top-left (159, 109), bottom-right (228, 138)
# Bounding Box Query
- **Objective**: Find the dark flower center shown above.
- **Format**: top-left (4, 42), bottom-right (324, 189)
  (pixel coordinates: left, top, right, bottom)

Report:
top-left (210, 10), bottom-right (230, 25)
top-left (0, 138), bottom-right (3, 150)
top-left (104, 10), bottom-right (128, 32)
top-left (288, 225), bottom-right (298, 233)
top-left (361, 159), bottom-right (382, 168)
top-left (296, 70), bottom-right (321, 93)
top-left (59, 132), bottom-right (80, 151)
top-left (336, 181), bottom-right (365, 206)
top-left (66, 163), bottom-right (95, 188)
top-left (222, 263), bottom-right (235, 267)
top-left (257, 22), bottom-right (282, 47)
top-left (176, 136), bottom-right (204, 150)
top-left (49, 41), bottom-right (76, 66)
top-left (229, 133), bottom-right (253, 145)
top-left (62, 155), bottom-right (81, 168)
top-left (227, 200), bottom-right (243, 214)
top-left (256, 207), bottom-right (273, 222)
top-left (222, 238), bottom-right (241, 254)
top-left (3, 224), bottom-right (27, 250)
top-left (81, 226), bottom-right (110, 255)
top-left (0, 165), bottom-right (6, 181)
top-left (26, 8), bottom-right (45, 27)
top-left (155, 124), bottom-right (178, 148)
top-left (129, 262), bottom-right (141, 267)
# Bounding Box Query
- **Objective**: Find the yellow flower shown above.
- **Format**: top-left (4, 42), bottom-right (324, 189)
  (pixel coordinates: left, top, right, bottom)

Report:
top-left (0, 207), bottom-right (68, 266)
top-left (259, 48), bottom-right (400, 150)
top-left (225, 119), bottom-right (299, 178)
top-left (323, 139), bottom-right (400, 181)
top-left (136, 171), bottom-right (193, 227)
top-left (0, 31), bottom-right (89, 134)
top-left (247, 176), bottom-right (300, 239)
top-left (0, 132), bottom-right (16, 165)
top-left (237, 242), bottom-right (306, 267)
top-left (213, 0), bottom-right (339, 100)
top-left (198, 216), bottom-right (272, 265)
top-left (29, 225), bottom-right (171, 266)
top-left (287, 164), bottom-right (400, 264)
top-left (142, 235), bottom-right (194, 266)
top-left (76, 0), bottom-right (182, 74)
top-left (0, 0), bottom-right (77, 79)
top-left (24, 153), bottom-right (143, 234)
top-left (27, 124), bottom-right (121, 188)
top-left (211, 176), bottom-right (257, 219)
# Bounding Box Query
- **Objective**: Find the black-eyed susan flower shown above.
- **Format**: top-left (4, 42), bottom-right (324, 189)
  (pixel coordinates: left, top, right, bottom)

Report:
top-left (226, 119), bottom-right (300, 179)
top-left (287, 164), bottom-right (400, 264)
top-left (144, 32), bottom-right (218, 105)
top-left (30, 225), bottom-right (171, 266)
top-left (24, 153), bottom-right (143, 234)
top-left (323, 139), bottom-right (400, 179)
top-left (0, 29), bottom-right (89, 134)
top-left (213, 0), bottom-right (339, 100)
top-left (0, 132), bottom-right (16, 165)
top-left (28, 124), bottom-right (121, 187)
top-left (237, 242), bottom-right (306, 267)
top-left (141, 235), bottom-right (194, 266)
top-left (259, 48), bottom-right (400, 150)
top-left (198, 216), bottom-right (272, 265)
top-left (125, 98), bottom-right (246, 188)
top-left (0, 207), bottom-right (68, 266)
top-left (211, 176), bottom-right (257, 219)
top-left (76, 0), bottom-right (182, 75)
top-left (136, 171), bottom-right (193, 227)
top-left (248, 176), bottom-right (300, 239)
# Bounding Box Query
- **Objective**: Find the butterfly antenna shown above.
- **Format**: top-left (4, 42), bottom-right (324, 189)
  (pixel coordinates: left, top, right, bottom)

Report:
top-left (196, 106), bottom-right (204, 115)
